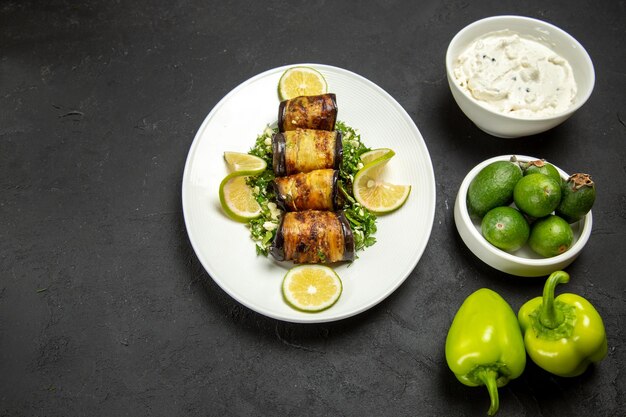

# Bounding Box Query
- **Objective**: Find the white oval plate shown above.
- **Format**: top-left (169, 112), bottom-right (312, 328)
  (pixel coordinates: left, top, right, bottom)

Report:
top-left (182, 64), bottom-right (436, 323)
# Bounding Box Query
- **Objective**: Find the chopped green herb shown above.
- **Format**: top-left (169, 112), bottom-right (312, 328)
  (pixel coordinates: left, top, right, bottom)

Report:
top-left (343, 203), bottom-right (377, 252)
top-left (247, 126), bottom-right (279, 256)
top-left (336, 120), bottom-right (371, 185)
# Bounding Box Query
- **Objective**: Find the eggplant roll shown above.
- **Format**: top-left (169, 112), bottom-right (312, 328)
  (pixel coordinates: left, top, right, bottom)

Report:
top-left (272, 128), bottom-right (343, 176)
top-left (278, 93), bottom-right (337, 132)
top-left (270, 210), bottom-right (355, 264)
top-left (273, 169), bottom-right (343, 212)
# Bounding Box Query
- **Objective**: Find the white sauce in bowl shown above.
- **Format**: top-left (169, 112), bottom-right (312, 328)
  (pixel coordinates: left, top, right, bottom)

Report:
top-left (453, 30), bottom-right (577, 118)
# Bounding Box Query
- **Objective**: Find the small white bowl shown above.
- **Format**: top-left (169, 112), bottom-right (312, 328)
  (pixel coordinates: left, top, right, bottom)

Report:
top-left (446, 16), bottom-right (595, 138)
top-left (454, 155), bottom-right (592, 277)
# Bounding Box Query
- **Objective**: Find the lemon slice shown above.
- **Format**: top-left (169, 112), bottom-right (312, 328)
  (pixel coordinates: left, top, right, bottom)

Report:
top-left (353, 150), bottom-right (411, 214)
top-left (223, 151), bottom-right (267, 174)
top-left (282, 265), bottom-right (342, 312)
top-left (278, 66), bottom-right (328, 100)
top-left (219, 173), bottom-right (262, 222)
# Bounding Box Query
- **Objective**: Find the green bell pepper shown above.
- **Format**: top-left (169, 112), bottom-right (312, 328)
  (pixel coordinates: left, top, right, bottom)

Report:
top-left (445, 288), bottom-right (526, 416)
top-left (518, 270), bottom-right (608, 377)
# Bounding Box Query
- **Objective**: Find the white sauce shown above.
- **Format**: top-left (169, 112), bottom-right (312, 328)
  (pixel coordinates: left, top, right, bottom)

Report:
top-left (453, 30), bottom-right (577, 118)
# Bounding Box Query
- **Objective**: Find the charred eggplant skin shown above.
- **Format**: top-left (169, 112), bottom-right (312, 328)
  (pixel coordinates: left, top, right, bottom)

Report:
top-left (331, 170), bottom-right (342, 211)
top-left (269, 215), bottom-right (286, 261)
top-left (337, 211), bottom-right (355, 261)
top-left (273, 169), bottom-right (341, 212)
top-left (334, 130), bottom-right (343, 171)
top-left (271, 129), bottom-right (343, 176)
top-left (272, 132), bottom-right (287, 177)
top-left (278, 94), bottom-right (338, 132)
top-left (270, 210), bottom-right (355, 264)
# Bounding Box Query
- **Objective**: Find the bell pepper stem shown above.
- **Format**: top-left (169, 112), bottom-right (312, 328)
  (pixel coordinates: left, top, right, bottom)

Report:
top-left (476, 368), bottom-right (499, 416)
top-left (539, 271), bottom-right (570, 329)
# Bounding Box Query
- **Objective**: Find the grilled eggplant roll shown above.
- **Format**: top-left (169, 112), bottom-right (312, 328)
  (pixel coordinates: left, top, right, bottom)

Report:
top-left (272, 128), bottom-right (343, 176)
top-left (278, 93), bottom-right (337, 132)
top-left (273, 169), bottom-right (343, 212)
top-left (270, 210), bottom-right (355, 264)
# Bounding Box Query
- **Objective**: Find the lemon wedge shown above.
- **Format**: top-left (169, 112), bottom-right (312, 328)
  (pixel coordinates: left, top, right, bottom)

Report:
top-left (360, 148), bottom-right (395, 166)
top-left (223, 151), bottom-right (267, 174)
top-left (353, 148), bottom-right (411, 214)
top-left (219, 173), bottom-right (262, 222)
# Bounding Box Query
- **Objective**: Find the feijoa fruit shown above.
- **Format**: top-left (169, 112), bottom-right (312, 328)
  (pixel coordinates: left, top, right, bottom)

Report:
top-left (481, 206), bottom-right (530, 252)
top-left (528, 215), bottom-right (574, 257)
top-left (521, 159), bottom-right (561, 184)
top-left (556, 173), bottom-right (596, 223)
top-left (467, 161), bottom-right (523, 219)
top-left (513, 173), bottom-right (562, 218)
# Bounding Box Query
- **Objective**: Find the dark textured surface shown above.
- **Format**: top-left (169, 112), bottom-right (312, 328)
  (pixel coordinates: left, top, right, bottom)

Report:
top-left (1, 1), bottom-right (625, 416)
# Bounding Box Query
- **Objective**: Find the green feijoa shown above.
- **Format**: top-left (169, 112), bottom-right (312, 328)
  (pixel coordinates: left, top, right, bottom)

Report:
top-left (522, 159), bottom-right (561, 183)
top-left (528, 215), bottom-right (574, 257)
top-left (513, 173), bottom-right (562, 218)
top-left (467, 161), bottom-right (523, 219)
top-left (556, 173), bottom-right (596, 223)
top-left (481, 206), bottom-right (530, 252)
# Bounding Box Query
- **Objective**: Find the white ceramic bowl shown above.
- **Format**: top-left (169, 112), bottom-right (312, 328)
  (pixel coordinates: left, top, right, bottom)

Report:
top-left (454, 155), bottom-right (592, 277)
top-left (446, 16), bottom-right (595, 138)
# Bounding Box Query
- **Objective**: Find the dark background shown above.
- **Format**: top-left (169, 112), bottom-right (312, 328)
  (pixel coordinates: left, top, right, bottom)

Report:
top-left (1, 1), bottom-right (624, 416)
